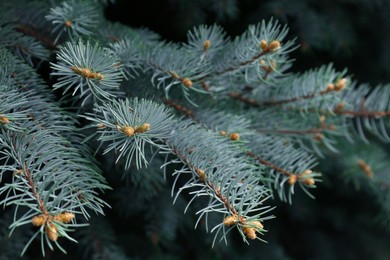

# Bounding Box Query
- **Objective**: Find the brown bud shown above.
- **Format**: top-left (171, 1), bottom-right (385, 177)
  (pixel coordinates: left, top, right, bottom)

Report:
top-left (32, 214), bottom-right (47, 227)
top-left (46, 223), bottom-right (58, 241)
top-left (219, 130), bottom-right (227, 136)
top-left (228, 133), bottom-right (240, 141)
top-left (288, 175), bottom-right (298, 185)
top-left (249, 220), bottom-right (263, 229)
top-left (223, 215), bottom-right (238, 226)
top-left (95, 73), bottom-right (104, 80)
top-left (319, 115), bottom-right (326, 123)
top-left (260, 40), bottom-right (268, 52)
top-left (0, 116), bottom-right (9, 124)
top-left (243, 227), bottom-right (256, 239)
top-left (300, 169), bottom-right (313, 176)
top-left (203, 40), bottom-right (211, 51)
top-left (54, 212), bottom-right (75, 223)
top-left (195, 169), bottom-right (206, 181)
top-left (182, 78), bottom-right (193, 88)
top-left (302, 178), bottom-right (315, 186)
top-left (268, 40), bottom-right (281, 52)
top-left (335, 78), bottom-right (347, 91)
top-left (121, 126), bottom-right (135, 136)
top-left (81, 68), bottom-right (91, 78)
top-left (357, 159), bottom-right (374, 178)
top-left (65, 20), bottom-right (72, 27)
top-left (326, 83), bottom-right (335, 92)
top-left (136, 123), bottom-right (150, 133)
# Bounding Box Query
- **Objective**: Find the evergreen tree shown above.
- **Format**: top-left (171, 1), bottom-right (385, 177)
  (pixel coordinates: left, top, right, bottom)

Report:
top-left (0, 0), bottom-right (389, 259)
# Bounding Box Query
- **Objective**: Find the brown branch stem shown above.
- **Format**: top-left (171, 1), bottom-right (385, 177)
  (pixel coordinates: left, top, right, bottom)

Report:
top-left (246, 151), bottom-right (293, 177)
top-left (24, 162), bottom-right (48, 215)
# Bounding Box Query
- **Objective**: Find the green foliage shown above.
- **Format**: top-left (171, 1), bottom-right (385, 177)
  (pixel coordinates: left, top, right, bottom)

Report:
top-left (0, 0), bottom-right (389, 259)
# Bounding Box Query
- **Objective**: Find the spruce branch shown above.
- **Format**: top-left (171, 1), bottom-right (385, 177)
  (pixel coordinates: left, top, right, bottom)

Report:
top-left (51, 40), bottom-right (123, 105)
top-left (0, 19), bottom-right (49, 65)
top-left (144, 42), bottom-right (210, 104)
top-left (163, 121), bottom-right (272, 244)
top-left (45, 0), bottom-right (100, 44)
top-left (0, 128), bottom-right (109, 256)
top-left (83, 98), bottom-right (175, 169)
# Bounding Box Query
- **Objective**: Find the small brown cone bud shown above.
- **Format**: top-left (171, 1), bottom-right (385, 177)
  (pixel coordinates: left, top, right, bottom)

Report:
top-left (81, 68), bottom-right (91, 78)
top-left (300, 169), bottom-right (313, 176)
top-left (195, 169), bottom-right (206, 181)
top-left (182, 78), bottom-right (193, 88)
top-left (0, 116), bottom-right (9, 124)
top-left (65, 20), bottom-right (72, 27)
top-left (46, 223), bottom-right (58, 241)
top-left (260, 40), bottom-right (268, 52)
top-left (122, 126), bottom-right (135, 136)
top-left (268, 40), bottom-right (281, 52)
top-left (243, 227), bottom-right (256, 240)
top-left (335, 78), bottom-right (347, 91)
top-left (250, 220), bottom-right (264, 229)
top-left (203, 40), bottom-right (211, 51)
top-left (228, 133), bottom-right (240, 141)
top-left (136, 123), bottom-right (150, 133)
top-left (55, 212), bottom-right (75, 223)
top-left (219, 130), bottom-right (227, 136)
top-left (288, 175), bottom-right (298, 185)
top-left (357, 159), bottom-right (374, 178)
top-left (223, 215), bottom-right (238, 226)
top-left (326, 83), bottom-right (335, 92)
top-left (95, 73), bottom-right (104, 80)
top-left (302, 178), bottom-right (315, 186)
top-left (32, 215), bottom-right (46, 227)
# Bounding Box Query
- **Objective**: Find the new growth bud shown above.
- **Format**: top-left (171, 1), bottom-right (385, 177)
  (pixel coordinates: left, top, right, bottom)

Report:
top-left (260, 40), bottom-right (268, 52)
top-left (223, 215), bottom-right (238, 226)
top-left (243, 227), bottom-right (256, 239)
top-left (136, 123), bottom-right (151, 133)
top-left (228, 133), bottom-right (240, 141)
top-left (0, 115), bottom-right (9, 124)
top-left (182, 78), bottom-right (193, 88)
top-left (268, 40), bottom-right (281, 52)
top-left (335, 78), bottom-right (347, 91)
top-left (195, 168), bottom-right (207, 181)
top-left (121, 126), bottom-right (135, 136)
top-left (203, 40), bottom-right (211, 51)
